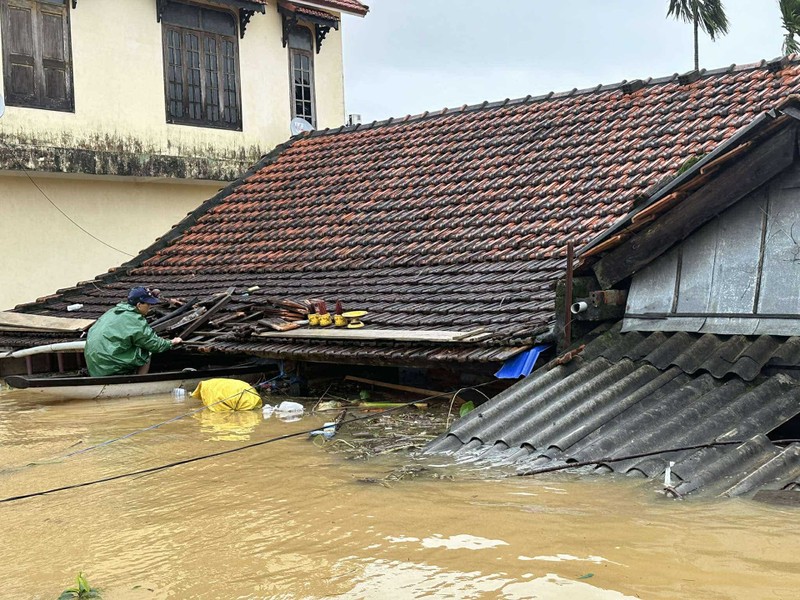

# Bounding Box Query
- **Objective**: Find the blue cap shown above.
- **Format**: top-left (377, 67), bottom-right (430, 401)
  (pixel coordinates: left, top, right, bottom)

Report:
top-left (128, 286), bottom-right (160, 305)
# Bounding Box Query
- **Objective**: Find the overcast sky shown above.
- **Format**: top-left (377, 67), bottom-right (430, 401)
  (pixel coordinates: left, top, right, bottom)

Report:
top-left (342, 0), bottom-right (786, 122)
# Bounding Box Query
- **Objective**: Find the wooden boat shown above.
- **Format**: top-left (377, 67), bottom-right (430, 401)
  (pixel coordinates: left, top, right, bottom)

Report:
top-left (3, 363), bottom-right (271, 400)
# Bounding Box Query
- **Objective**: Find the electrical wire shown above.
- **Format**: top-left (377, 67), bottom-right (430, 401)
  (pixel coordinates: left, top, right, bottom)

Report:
top-left (515, 439), bottom-right (800, 477)
top-left (0, 139), bottom-right (135, 257)
top-left (0, 373), bottom-right (284, 475)
top-left (0, 381), bottom-right (498, 505)
top-left (61, 374), bottom-right (283, 459)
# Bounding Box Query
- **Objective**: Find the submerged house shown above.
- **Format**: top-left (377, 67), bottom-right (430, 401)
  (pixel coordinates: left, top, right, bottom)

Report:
top-left (427, 97), bottom-right (800, 500)
top-left (4, 58), bottom-right (800, 399)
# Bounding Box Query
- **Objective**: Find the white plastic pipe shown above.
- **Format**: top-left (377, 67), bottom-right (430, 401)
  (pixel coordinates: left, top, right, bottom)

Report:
top-left (2, 340), bottom-right (86, 359)
top-left (664, 461), bottom-right (675, 487)
top-left (570, 301), bottom-right (589, 315)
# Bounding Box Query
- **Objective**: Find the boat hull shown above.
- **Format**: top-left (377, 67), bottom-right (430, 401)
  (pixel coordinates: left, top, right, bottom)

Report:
top-left (3, 365), bottom-right (270, 400)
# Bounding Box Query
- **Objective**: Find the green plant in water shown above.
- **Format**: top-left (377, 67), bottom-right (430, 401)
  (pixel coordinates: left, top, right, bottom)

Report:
top-left (58, 572), bottom-right (102, 599)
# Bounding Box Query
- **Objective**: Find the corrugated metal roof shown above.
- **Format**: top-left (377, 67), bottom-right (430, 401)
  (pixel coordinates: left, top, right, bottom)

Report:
top-left (425, 325), bottom-right (800, 498)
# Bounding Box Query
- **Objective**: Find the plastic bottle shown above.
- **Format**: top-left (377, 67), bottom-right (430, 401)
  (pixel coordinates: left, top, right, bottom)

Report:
top-left (172, 387), bottom-right (186, 401)
top-left (309, 422), bottom-right (337, 440)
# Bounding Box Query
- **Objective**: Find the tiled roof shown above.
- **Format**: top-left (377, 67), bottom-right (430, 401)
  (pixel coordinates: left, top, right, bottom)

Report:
top-left (293, 0), bottom-right (368, 17)
top-left (425, 325), bottom-right (800, 499)
top-left (8, 58), bottom-right (800, 365)
top-left (294, 5), bottom-right (338, 22)
top-left (246, 0), bottom-right (368, 16)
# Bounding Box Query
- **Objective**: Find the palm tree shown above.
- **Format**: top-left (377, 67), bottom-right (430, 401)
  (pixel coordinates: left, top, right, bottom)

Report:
top-left (667, 0), bottom-right (730, 71)
top-left (780, 0), bottom-right (800, 55)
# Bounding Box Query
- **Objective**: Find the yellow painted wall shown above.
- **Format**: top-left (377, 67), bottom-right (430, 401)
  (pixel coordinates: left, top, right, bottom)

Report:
top-left (0, 1), bottom-right (349, 311)
top-left (0, 0), bottom-right (346, 154)
top-left (0, 173), bottom-right (221, 310)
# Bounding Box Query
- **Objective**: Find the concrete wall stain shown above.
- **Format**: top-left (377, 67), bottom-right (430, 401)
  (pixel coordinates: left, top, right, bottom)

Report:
top-left (0, 131), bottom-right (266, 181)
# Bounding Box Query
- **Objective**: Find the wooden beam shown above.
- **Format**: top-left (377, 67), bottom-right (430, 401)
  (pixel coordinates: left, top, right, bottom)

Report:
top-left (593, 124), bottom-right (798, 288)
top-left (579, 234), bottom-right (626, 259)
top-left (0, 312), bottom-right (94, 332)
top-left (630, 191), bottom-right (684, 225)
top-left (254, 328), bottom-right (494, 343)
top-left (345, 375), bottom-right (465, 402)
top-left (178, 287), bottom-right (235, 339)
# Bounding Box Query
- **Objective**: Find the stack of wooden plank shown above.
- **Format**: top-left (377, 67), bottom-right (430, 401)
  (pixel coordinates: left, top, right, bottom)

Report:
top-left (149, 288), bottom-right (310, 346)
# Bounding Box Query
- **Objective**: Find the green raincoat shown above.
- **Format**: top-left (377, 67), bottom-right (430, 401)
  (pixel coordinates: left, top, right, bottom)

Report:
top-left (85, 303), bottom-right (172, 377)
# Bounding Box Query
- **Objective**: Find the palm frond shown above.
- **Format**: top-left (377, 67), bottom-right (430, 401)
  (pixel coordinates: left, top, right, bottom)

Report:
top-left (666, 1), bottom-right (729, 39)
top-left (785, 33), bottom-right (800, 55)
top-left (781, 0), bottom-right (800, 55)
top-left (667, 0), bottom-right (694, 21)
top-left (697, 0), bottom-right (729, 40)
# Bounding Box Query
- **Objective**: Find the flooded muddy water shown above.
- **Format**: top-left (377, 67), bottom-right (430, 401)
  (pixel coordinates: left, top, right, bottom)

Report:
top-left (0, 389), bottom-right (797, 599)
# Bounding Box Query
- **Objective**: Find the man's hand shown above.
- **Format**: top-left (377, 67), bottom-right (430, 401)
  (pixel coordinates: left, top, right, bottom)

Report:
top-left (171, 337), bottom-right (183, 346)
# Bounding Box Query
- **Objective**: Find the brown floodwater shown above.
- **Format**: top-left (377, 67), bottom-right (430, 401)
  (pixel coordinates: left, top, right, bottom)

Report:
top-left (0, 387), bottom-right (797, 600)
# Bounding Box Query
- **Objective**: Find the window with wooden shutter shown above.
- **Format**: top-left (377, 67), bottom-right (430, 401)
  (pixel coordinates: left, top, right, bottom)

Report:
top-left (0, 0), bottom-right (74, 111)
top-left (288, 25), bottom-right (315, 128)
top-left (161, 1), bottom-right (241, 130)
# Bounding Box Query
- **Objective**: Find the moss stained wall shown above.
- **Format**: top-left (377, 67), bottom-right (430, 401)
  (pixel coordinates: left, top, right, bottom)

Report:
top-left (0, 0), bottom-right (347, 175)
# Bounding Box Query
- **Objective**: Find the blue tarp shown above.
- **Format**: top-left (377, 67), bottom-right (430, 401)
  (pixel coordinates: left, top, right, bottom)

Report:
top-left (494, 345), bottom-right (550, 379)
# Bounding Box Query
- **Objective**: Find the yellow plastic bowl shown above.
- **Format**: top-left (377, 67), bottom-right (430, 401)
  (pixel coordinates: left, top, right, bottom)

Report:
top-left (342, 310), bottom-right (368, 319)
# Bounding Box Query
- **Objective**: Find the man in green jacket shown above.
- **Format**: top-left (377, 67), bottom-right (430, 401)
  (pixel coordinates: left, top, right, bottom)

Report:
top-left (85, 287), bottom-right (182, 377)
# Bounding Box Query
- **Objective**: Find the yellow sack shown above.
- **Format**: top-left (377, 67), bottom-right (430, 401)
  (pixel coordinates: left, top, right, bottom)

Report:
top-left (191, 378), bottom-right (262, 412)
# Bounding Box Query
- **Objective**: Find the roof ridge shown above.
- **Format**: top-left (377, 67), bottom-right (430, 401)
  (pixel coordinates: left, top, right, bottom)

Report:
top-left (308, 54), bottom-right (800, 139)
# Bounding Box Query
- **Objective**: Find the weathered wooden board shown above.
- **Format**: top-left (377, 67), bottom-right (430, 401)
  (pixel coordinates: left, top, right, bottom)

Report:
top-left (621, 316), bottom-right (706, 333)
top-left (624, 246), bottom-right (679, 315)
top-left (622, 158), bottom-right (800, 335)
top-left (757, 177), bottom-right (800, 315)
top-left (0, 311), bottom-right (94, 332)
top-left (707, 188), bottom-right (764, 313)
top-left (594, 124), bottom-right (797, 288)
top-left (255, 328), bottom-right (492, 343)
top-left (675, 214), bottom-right (717, 314)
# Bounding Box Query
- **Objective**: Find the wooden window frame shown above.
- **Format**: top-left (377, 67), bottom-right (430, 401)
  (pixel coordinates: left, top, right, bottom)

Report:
top-left (288, 24), bottom-right (316, 128)
top-left (0, 0), bottom-right (74, 112)
top-left (160, 1), bottom-right (243, 131)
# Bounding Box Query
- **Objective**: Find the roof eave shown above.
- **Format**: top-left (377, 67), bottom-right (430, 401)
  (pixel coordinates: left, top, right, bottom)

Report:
top-left (586, 99), bottom-right (800, 288)
top-left (292, 0), bottom-right (368, 17)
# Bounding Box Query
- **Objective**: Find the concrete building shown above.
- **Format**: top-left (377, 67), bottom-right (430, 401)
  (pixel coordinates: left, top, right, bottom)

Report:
top-left (0, 0), bottom-right (367, 309)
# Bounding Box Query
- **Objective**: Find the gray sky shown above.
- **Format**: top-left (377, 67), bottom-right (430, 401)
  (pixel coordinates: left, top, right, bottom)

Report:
top-left (342, 0), bottom-right (786, 122)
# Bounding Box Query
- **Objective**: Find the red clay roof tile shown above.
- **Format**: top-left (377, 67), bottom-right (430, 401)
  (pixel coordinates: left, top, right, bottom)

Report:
top-left (10, 58), bottom-right (800, 364)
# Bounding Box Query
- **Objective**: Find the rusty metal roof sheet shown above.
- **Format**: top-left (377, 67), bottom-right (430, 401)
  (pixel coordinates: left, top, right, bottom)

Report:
top-left (425, 324), bottom-right (800, 498)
